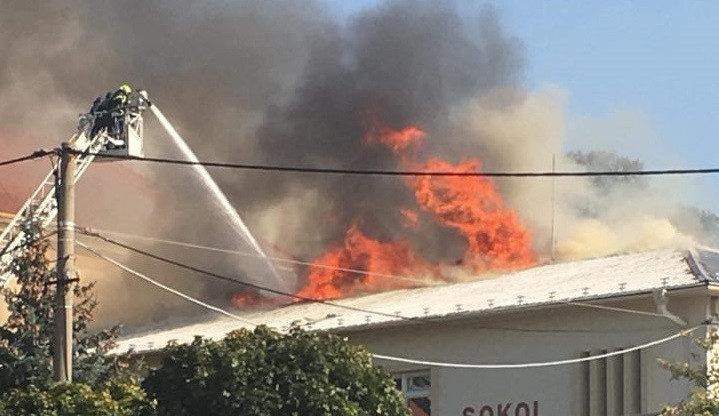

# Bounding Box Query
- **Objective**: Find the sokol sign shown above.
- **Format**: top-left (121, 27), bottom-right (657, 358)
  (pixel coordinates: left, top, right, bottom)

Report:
top-left (462, 401), bottom-right (539, 416)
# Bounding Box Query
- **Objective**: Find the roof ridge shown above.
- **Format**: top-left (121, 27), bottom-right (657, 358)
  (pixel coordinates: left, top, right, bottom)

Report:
top-left (686, 248), bottom-right (719, 283)
top-left (686, 249), bottom-right (708, 283)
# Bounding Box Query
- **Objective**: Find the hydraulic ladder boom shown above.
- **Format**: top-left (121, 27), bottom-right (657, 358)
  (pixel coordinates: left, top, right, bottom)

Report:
top-left (0, 91), bottom-right (148, 287)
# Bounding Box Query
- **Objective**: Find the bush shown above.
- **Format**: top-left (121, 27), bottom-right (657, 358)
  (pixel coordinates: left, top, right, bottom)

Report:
top-left (143, 326), bottom-right (410, 416)
top-left (0, 379), bottom-right (154, 416)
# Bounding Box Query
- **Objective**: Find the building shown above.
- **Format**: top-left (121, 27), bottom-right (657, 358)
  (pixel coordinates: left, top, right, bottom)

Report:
top-left (117, 248), bottom-right (719, 416)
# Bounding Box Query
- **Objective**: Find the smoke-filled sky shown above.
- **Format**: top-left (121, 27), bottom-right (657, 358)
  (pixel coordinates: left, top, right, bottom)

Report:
top-left (1, 0), bottom-right (717, 326)
top-left (336, 0), bottom-right (719, 209)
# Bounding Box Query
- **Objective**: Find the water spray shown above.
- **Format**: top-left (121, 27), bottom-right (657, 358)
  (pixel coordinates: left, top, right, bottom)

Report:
top-left (149, 104), bottom-right (283, 286)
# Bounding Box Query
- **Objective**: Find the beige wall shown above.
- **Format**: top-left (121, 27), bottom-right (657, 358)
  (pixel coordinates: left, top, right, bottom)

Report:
top-left (345, 292), bottom-right (710, 416)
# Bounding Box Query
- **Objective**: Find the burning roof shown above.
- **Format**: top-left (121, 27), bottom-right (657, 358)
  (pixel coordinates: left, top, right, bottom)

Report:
top-left (115, 248), bottom-right (715, 355)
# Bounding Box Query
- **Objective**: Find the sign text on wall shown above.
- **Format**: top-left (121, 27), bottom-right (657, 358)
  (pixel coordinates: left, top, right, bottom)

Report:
top-left (463, 401), bottom-right (539, 416)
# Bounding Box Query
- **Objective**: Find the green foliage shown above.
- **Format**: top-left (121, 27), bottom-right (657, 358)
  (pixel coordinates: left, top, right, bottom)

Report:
top-left (0, 218), bottom-right (135, 390)
top-left (0, 379), bottom-right (154, 416)
top-left (660, 330), bottom-right (719, 415)
top-left (0, 218), bottom-right (408, 415)
top-left (143, 325), bottom-right (410, 416)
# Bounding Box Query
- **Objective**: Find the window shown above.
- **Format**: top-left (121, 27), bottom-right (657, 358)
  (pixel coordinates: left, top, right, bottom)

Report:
top-left (579, 349), bottom-right (641, 416)
top-left (394, 371), bottom-right (431, 416)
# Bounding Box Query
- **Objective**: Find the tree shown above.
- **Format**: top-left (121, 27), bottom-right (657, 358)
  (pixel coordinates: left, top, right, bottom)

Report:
top-left (567, 150), bottom-right (646, 189)
top-left (0, 379), bottom-right (154, 416)
top-left (660, 329), bottom-right (719, 415)
top-left (143, 325), bottom-right (411, 416)
top-left (0, 217), bottom-right (153, 415)
top-left (0, 217), bottom-right (133, 389)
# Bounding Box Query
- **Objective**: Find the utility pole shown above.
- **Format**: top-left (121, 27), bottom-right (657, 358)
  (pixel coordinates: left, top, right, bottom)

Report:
top-left (54, 142), bottom-right (76, 382)
top-left (550, 154), bottom-right (556, 261)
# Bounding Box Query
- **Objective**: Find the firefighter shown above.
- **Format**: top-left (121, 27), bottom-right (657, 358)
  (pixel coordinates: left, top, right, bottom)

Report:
top-left (90, 84), bottom-right (132, 140)
top-left (109, 83), bottom-right (132, 110)
top-left (107, 83), bottom-right (132, 140)
top-left (89, 92), bottom-right (112, 138)
top-left (89, 95), bottom-right (103, 115)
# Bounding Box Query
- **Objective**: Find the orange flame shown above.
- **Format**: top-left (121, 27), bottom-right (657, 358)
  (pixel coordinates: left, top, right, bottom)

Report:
top-left (234, 119), bottom-right (536, 307)
top-left (231, 290), bottom-right (267, 308)
top-left (295, 224), bottom-right (428, 300)
top-left (412, 158), bottom-right (535, 270)
top-left (364, 122), bottom-right (426, 153)
top-left (400, 208), bottom-right (420, 229)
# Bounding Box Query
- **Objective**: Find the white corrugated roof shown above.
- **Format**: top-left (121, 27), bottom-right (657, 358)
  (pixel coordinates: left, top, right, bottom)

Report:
top-left (115, 248), bottom-right (713, 354)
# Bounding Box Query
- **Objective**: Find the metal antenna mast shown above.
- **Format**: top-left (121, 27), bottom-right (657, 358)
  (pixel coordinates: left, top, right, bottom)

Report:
top-left (551, 154), bottom-right (556, 261)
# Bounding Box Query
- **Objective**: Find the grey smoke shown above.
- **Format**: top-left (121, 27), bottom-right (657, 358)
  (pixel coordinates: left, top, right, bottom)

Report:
top-left (248, 1), bottom-right (522, 260)
top-left (0, 0), bottom-right (330, 326)
top-left (5, 0), bottom-right (706, 328)
top-left (0, 0), bottom-right (525, 326)
top-left (568, 150), bottom-right (719, 249)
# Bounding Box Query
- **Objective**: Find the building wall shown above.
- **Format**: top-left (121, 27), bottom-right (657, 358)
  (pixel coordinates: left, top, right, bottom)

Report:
top-left (345, 293), bottom-right (710, 416)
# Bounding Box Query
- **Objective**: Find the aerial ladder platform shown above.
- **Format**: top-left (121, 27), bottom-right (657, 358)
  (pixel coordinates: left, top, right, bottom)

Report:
top-left (0, 90), bottom-right (150, 287)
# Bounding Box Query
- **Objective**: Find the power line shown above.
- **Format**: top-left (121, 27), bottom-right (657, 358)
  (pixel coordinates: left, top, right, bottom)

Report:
top-left (77, 231), bottom-right (585, 332)
top-left (74, 227), bottom-right (698, 325)
top-left (372, 326), bottom-right (699, 369)
top-left (561, 301), bottom-right (669, 319)
top-left (78, 235), bottom-right (695, 368)
top-left (0, 150), bottom-right (52, 168)
top-left (0, 230), bottom-right (58, 259)
top-left (79, 230), bottom-right (676, 334)
top-left (78, 226), bottom-right (439, 286)
top-left (76, 241), bottom-right (257, 325)
top-left (81, 242), bottom-right (699, 369)
top-left (68, 149), bottom-right (719, 178)
top-left (79, 229), bottom-right (427, 323)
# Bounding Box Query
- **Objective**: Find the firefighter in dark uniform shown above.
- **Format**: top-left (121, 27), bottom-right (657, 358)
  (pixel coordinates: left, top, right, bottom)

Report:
top-left (109, 84), bottom-right (132, 109)
top-left (90, 84), bottom-right (132, 139)
top-left (108, 83), bottom-right (132, 138)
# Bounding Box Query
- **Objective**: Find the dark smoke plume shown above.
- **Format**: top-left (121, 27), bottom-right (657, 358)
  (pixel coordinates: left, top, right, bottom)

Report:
top-left (0, 0), bottom-right (331, 326)
top-left (2, 0), bottom-right (711, 328)
top-left (247, 1), bottom-right (522, 261)
top-left (0, 0), bottom-right (524, 326)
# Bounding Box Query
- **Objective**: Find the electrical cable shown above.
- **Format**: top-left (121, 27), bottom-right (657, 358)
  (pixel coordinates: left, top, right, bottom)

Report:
top-left (81, 244), bottom-right (700, 369)
top-left (77, 226), bottom-right (439, 286)
top-left (76, 240), bottom-right (257, 325)
top-left (79, 231), bottom-right (676, 334)
top-left (78, 226), bottom-right (684, 324)
top-left (0, 230), bottom-right (58, 259)
top-left (0, 150), bottom-right (53, 167)
top-left (372, 326), bottom-right (700, 369)
top-left (562, 301), bottom-right (669, 319)
top-left (79, 229), bottom-right (427, 323)
top-left (68, 149), bottom-right (719, 178)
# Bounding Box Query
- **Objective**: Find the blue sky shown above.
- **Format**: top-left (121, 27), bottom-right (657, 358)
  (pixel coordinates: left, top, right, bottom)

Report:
top-left (328, 0), bottom-right (719, 208)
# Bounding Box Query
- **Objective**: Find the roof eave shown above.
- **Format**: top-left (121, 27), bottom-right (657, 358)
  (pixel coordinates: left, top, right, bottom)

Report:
top-left (331, 282), bottom-right (716, 335)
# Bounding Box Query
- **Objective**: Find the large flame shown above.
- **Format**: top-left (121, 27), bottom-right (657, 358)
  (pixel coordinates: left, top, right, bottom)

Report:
top-left (411, 158), bottom-right (535, 271)
top-left (295, 224), bottom-right (429, 299)
top-left (292, 123), bottom-right (535, 301)
top-left (233, 121), bottom-right (536, 306)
